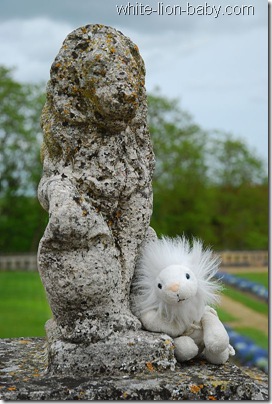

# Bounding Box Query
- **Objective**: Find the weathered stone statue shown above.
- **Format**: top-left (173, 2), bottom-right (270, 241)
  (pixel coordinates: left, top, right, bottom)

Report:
top-left (38, 24), bottom-right (175, 375)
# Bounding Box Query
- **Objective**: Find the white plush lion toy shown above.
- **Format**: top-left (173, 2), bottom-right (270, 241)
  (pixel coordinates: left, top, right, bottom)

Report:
top-left (131, 236), bottom-right (235, 364)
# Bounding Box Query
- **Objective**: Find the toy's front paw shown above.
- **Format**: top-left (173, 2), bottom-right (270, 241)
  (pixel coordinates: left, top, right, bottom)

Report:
top-left (202, 307), bottom-right (229, 354)
top-left (204, 344), bottom-right (235, 365)
top-left (203, 328), bottom-right (229, 354)
top-left (174, 336), bottom-right (199, 362)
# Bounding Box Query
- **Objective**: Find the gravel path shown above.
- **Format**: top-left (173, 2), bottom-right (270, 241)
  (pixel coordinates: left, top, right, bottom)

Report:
top-left (220, 295), bottom-right (268, 334)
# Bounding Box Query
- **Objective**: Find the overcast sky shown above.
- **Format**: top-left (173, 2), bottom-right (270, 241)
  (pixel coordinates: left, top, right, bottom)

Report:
top-left (0, 0), bottom-right (268, 163)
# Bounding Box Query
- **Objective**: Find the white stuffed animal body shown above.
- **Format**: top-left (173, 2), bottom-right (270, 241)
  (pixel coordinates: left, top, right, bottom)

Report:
top-left (132, 236), bottom-right (235, 364)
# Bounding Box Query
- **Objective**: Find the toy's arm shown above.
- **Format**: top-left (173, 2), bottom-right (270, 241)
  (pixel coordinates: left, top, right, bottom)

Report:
top-left (141, 310), bottom-right (169, 333)
top-left (201, 306), bottom-right (229, 353)
top-left (140, 310), bottom-right (184, 338)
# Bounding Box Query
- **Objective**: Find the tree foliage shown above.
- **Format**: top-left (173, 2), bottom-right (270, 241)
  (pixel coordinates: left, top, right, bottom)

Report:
top-left (0, 66), bottom-right (47, 252)
top-left (148, 91), bottom-right (268, 250)
top-left (0, 66), bottom-right (45, 196)
top-left (0, 69), bottom-right (268, 252)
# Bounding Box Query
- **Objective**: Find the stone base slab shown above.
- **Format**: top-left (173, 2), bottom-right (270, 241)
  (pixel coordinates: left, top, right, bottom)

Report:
top-left (45, 319), bottom-right (176, 376)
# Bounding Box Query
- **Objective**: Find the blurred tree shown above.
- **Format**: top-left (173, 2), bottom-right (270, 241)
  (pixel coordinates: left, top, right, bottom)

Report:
top-left (0, 66), bottom-right (47, 252)
top-left (148, 91), bottom-right (214, 241)
top-left (207, 132), bottom-right (266, 187)
top-left (206, 132), bottom-right (268, 249)
top-left (0, 66), bottom-right (45, 196)
top-left (208, 183), bottom-right (268, 250)
top-left (148, 90), bottom-right (268, 250)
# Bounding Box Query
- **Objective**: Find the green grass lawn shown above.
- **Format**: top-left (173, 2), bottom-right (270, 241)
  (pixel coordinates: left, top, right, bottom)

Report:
top-left (216, 307), bottom-right (238, 323)
top-left (0, 271), bottom-right (51, 338)
top-left (233, 272), bottom-right (268, 288)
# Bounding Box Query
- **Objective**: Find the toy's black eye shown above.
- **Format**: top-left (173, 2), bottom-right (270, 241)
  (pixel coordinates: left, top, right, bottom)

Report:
top-left (158, 283), bottom-right (162, 289)
top-left (186, 273), bottom-right (190, 279)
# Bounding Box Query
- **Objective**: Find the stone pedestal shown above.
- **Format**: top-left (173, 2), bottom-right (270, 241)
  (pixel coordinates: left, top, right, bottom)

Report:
top-left (45, 319), bottom-right (176, 376)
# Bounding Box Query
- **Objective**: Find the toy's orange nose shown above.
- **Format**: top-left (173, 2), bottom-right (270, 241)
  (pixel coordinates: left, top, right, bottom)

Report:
top-left (168, 283), bottom-right (180, 292)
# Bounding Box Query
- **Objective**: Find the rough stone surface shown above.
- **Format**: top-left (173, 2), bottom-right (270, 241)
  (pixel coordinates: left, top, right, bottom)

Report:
top-left (37, 23), bottom-right (155, 364)
top-left (45, 320), bottom-right (176, 376)
top-left (0, 338), bottom-right (269, 400)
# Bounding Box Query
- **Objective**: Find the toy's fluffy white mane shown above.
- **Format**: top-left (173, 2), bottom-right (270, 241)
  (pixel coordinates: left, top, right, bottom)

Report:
top-left (131, 236), bottom-right (222, 325)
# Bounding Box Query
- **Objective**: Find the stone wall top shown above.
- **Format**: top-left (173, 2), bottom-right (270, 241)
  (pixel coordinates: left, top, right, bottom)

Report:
top-left (0, 338), bottom-right (269, 400)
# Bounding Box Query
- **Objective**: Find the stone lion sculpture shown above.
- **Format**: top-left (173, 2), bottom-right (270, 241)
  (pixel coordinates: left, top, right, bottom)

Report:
top-left (38, 24), bottom-right (155, 343)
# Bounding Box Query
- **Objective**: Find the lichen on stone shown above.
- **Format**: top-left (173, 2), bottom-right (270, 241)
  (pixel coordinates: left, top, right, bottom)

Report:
top-left (0, 338), bottom-right (269, 400)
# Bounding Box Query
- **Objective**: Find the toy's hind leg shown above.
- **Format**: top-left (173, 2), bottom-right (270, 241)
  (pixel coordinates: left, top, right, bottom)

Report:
top-left (174, 336), bottom-right (199, 362)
